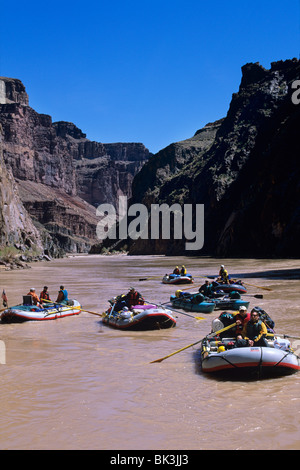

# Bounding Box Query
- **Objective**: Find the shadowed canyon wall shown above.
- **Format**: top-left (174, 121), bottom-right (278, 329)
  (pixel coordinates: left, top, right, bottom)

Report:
top-left (93, 59), bottom-right (300, 258)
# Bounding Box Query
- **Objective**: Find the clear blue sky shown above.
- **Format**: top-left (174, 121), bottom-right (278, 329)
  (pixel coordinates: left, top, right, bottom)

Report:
top-left (0, 0), bottom-right (299, 153)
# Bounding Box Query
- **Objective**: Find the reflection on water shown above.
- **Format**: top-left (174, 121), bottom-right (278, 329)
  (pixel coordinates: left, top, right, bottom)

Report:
top-left (0, 255), bottom-right (299, 450)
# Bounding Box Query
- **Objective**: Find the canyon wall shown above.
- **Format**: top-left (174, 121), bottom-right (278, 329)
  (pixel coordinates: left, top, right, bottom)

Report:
top-left (0, 77), bottom-right (149, 259)
top-left (94, 59), bottom-right (300, 258)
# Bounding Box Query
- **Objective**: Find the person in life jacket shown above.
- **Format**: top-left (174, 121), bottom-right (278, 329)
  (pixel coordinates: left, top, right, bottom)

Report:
top-left (217, 265), bottom-right (229, 284)
top-left (27, 288), bottom-right (41, 306)
top-left (180, 265), bottom-right (187, 275)
top-left (40, 286), bottom-right (51, 303)
top-left (56, 285), bottom-right (68, 304)
top-left (236, 308), bottom-right (268, 347)
top-left (125, 287), bottom-right (144, 308)
top-left (173, 266), bottom-right (180, 275)
top-left (199, 280), bottom-right (214, 298)
top-left (233, 306), bottom-right (250, 336)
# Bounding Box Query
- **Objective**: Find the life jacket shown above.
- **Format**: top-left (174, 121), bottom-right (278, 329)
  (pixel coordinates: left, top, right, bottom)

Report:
top-left (235, 312), bottom-right (250, 334)
top-left (245, 319), bottom-right (264, 340)
top-left (126, 291), bottom-right (143, 306)
top-left (253, 306), bottom-right (275, 330)
top-left (57, 289), bottom-right (68, 303)
top-left (220, 269), bottom-right (229, 283)
top-left (40, 291), bottom-right (50, 301)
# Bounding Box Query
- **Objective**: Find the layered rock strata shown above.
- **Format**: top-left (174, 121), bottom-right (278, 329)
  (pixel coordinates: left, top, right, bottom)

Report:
top-left (0, 77), bottom-right (149, 257)
top-left (94, 59), bottom-right (300, 258)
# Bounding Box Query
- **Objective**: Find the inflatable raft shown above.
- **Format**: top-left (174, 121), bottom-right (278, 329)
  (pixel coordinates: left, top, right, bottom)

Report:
top-left (170, 292), bottom-right (249, 313)
top-left (213, 296), bottom-right (250, 311)
top-left (212, 280), bottom-right (247, 294)
top-left (200, 335), bottom-right (300, 378)
top-left (162, 273), bottom-right (194, 285)
top-left (102, 304), bottom-right (177, 330)
top-left (1, 298), bottom-right (81, 323)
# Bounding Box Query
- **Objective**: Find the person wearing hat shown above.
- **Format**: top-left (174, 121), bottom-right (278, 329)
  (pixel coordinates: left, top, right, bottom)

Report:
top-left (199, 280), bottom-right (214, 298)
top-left (56, 285), bottom-right (68, 304)
top-left (217, 265), bottom-right (229, 284)
top-left (173, 266), bottom-right (180, 275)
top-left (180, 265), bottom-right (187, 275)
top-left (234, 306), bottom-right (250, 336)
top-left (27, 288), bottom-right (41, 306)
top-left (124, 287), bottom-right (144, 308)
top-left (40, 286), bottom-right (51, 303)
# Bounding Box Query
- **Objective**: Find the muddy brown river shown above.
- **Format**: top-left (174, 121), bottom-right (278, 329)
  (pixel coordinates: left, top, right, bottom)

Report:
top-left (0, 254), bottom-right (299, 450)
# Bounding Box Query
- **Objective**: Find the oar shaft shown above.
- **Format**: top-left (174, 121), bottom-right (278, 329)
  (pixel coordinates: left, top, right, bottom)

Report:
top-left (267, 332), bottom-right (300, 340)
top-left (144, 300), bottom-right (204, 320)
top-left (150, 340), bottom-right (202, 363)
top-left (150, 322), bottom-right (237, 363)
top-left (42, 298), bottom-right (103, 317)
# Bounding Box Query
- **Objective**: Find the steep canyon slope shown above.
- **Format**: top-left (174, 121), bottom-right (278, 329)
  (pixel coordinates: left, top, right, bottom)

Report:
top-left (0, 77), bottom-right (150, 261)
top-left (96, 59), bottom-right (300, 258)
top-left (1, 59), bottom-right (299, 261)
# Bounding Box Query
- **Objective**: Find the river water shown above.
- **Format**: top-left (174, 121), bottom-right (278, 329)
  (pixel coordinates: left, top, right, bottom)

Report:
top-left (0, 254), bottom-right (299, 450)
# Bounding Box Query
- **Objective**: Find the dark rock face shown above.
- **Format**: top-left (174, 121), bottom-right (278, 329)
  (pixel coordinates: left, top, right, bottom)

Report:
top-left (0, 77), bottom-right (149, 257)
top-left (2, 59), bottom-right (299, 260)
top-left (107, 59), bottom-right (300, 258)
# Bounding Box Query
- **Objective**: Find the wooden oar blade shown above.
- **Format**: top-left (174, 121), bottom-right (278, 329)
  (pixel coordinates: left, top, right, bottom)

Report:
top-left (150, 357), bottom-right (165, 364)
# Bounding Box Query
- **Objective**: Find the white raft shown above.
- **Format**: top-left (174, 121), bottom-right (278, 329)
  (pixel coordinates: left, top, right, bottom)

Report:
top-left (162, 273), bottom-right (194, 285)
top-left (1, 298), bottom-right (81, 323)
top-left (200, 335), bottom-right (300, 378)
top-left (102, 304), bottom-right (176, 330)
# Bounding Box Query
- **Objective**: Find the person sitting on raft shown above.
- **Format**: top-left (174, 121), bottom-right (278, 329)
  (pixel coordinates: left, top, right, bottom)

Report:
top-left (234, 306), bottom-right (250, 337)
top-left (56, 285), bottom-right (68, 304)
top-left (125, 287), bottom-right (144, 308)
top-left (217, 265), bottom-right (230, 284)
top-left (40, 286), bottom-right (51, 303)
top-left (236, 309), bottom-right (268, 347)
top-left (180, 265), bottom-right (187, 275)
top-left (199, 280), bottom-right (214, 297)
top-left (27, 288), bottom-right (41, 306)
top-left (173, 266), bottom-right (180, 274)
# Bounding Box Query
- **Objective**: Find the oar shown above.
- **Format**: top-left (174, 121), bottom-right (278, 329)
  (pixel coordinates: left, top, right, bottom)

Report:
top-left (242, 282), bottom-right (272, 291)
top-left (138, 276), bottom-right (163, 281)
top-left (42, 299), bottom-right (103, 318)
top-left (243, 293), bottom-right (264, 299)
top-left (0, 306), bottom-right (9, 313)
top-left (180, 284), bottom-right (202, 291)
top-left (0, 303), bottom-right (23, 313)
top-left (145, 300), bottom-right (205, 321)
top-left (75, 306), bottom-right (103, 317)
top-left (266, 332), bottom-right (300, 340)
top-left (150, 322), bottom-right (237, 363)
top-left (44, 305), bottom-right (82, 317)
